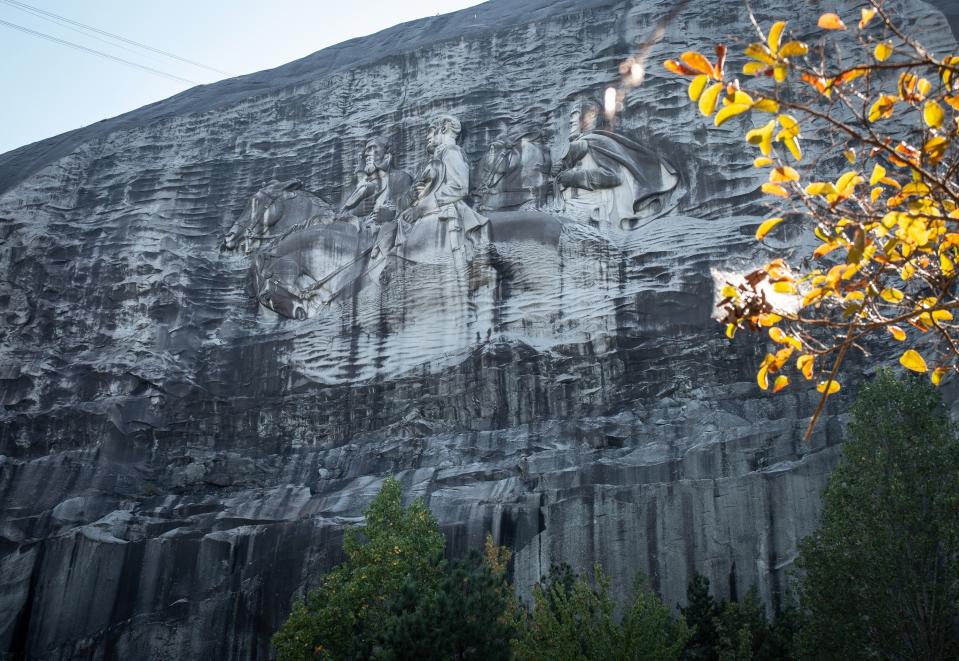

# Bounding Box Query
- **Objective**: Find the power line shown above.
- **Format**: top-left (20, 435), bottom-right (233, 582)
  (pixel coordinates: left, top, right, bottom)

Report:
top-left (0, 18), bottom-right (201, 85)
top-left (1, 0), bottom-right (232, 76)
top-left (1, 0), bottom-right (183, 66)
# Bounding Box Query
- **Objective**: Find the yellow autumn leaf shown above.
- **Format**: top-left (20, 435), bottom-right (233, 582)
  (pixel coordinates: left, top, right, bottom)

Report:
top-left (754, 157), bottom-right (774, 167)
top-left (726, 323), bottom-right (737, 339)
top-left (779, 41), bottom-right (808, 58)
top-left (752, 98), bottom-right (780, 113)
top-left (777, 113), bottom-right (800, 137)
top-left (757, 353), bottom-right (774, 389)
top-left (900, 349), bottom-right (928, 373)
top-left (888, 325), bottom-right (906, 341)
top-left (874, 42), bottom-right (893, 62)
top-left (783, 335), bottom-right (803, 350)
top-left (818, 13), bottom-right (846, 30)
top-left (772, 374), bottom-right (790, 393)
top-left (880, 287), bottom-right (905, 303)
top-left (941, 253), bottom-right (955, 276)
top-left (698, 82), bottom-right (724, 116)
top-left (835, 170), bottom-right (864, 196)
top-left (797, 354), bottom-right (814, 379)
top-left (782, 135), bottom-right (802, 160)
top-left (715, 103), bottom-right (752, 126)
top-left (816, 379), bottom-right (841, 394)
top-left (813, 242), bottom-right (840, 258)
top-left (688, 74), bottom-right (709, 101)
top-left (868, 95), bottom-right (897, 122)
top-left (805, 182), bottom-right (837, 196)
top-left (743, 61), bottom-right (769, 76)
top-left (870, 163), bottom-right (886, 186)
top-left (770, 167), bottom-right (800, 183)
top-left (859, 7), bottom-right (877, 29)
top-left (925, 136), bottom-right (949, 164)
top-left (924, 100), bottom-right (945, 128)
top-left (746, 120), bottom-right (776, 155)
top-left (762, 183), bottom-right (790, 198)
top-left (756, 216), bottom-right (785, 240)
top-left (773, 281), bottom-right (797, 293)
top-left (745, 43), bottom-right (775, 65)
top-left (768, 21), bottom-right (787, 54)
top-left (843, 148), bottom-right (856, 163)
top-left (931, 366), bottom-right (948, 386)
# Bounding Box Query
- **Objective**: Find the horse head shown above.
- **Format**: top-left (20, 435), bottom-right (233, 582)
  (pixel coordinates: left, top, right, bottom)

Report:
top-left (478, 131), bottom-right (550, 211)
top-left (224, 179), bottom-right (305, 253)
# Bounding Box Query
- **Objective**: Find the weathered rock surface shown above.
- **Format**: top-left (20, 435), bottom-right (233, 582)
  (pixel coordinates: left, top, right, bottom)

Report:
top-left (0, 1), bottom-right (956, 659)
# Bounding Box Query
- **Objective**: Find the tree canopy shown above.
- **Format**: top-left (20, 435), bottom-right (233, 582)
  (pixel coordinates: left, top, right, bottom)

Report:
top-left (272, 477), bottom-right (446, 660)
top-left (658, 1), bottom-right (959, 435)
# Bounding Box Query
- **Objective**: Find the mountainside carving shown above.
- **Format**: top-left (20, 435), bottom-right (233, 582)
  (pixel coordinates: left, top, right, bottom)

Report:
top-left (0, 1), bottom-right (956, 659)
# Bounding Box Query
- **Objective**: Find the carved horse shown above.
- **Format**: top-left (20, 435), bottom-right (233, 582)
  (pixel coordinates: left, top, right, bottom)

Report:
top-left (476, 133), bottom-right (551, 212)
top-left (223, 179), bottom-right (335, 253)
top-left (249, 207), bottom-right (575, 319)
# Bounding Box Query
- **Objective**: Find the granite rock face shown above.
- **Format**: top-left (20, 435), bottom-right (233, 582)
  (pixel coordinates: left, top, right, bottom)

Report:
top-left (1, 1), bottom-right (956, 659)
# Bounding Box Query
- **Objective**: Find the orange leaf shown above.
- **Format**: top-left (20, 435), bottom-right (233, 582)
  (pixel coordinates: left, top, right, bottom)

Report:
top-left (664, 59), bottom-right (698, 76)
top-left (772, 374), bottom-right (789, 393)
top-left (818, 13), bottom-right (847, 30)
top-left (888, 325), bottom-right (906, 341)
top-left (681, 51), bottom-right (715, 76)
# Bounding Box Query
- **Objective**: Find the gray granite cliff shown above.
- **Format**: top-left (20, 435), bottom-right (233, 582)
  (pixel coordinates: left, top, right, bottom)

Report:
top-left (1, 1), bottom-right (956, 659)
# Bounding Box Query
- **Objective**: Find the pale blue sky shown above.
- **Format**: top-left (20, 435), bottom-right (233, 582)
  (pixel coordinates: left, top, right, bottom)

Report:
top-left (0, 0), bottom-right (484, 155)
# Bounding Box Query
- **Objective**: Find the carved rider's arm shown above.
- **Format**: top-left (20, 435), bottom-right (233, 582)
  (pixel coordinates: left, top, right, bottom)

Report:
top-left (559, 138), bottom-right (622, 191)
top-left (342, 172), bottom-right (380, 211)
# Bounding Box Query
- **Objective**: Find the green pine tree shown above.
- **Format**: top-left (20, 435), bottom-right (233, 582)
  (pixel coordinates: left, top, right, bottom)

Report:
top-left (797, 371), bottom-right (959, 660)
top-left (680, 574), bottom-right (720, 661)
top-left (515, 565), bottom-right (689, 661)
top-left (376, 553), bottom-right (516, 660)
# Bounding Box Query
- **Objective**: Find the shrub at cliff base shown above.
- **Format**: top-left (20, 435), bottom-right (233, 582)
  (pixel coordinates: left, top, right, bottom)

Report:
top-left (273, 476), bottom-right (691, 660)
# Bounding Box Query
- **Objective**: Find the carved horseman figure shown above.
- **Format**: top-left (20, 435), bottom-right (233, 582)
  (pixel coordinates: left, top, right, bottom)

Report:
top-left (339, 137), bottom-right (413, 224)
top-left (399, 114), bottom-right (488, 258)
top-left (555, 99), bottom-right (679, 229)
top-left (477, 131), bottom-right (551, 212)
